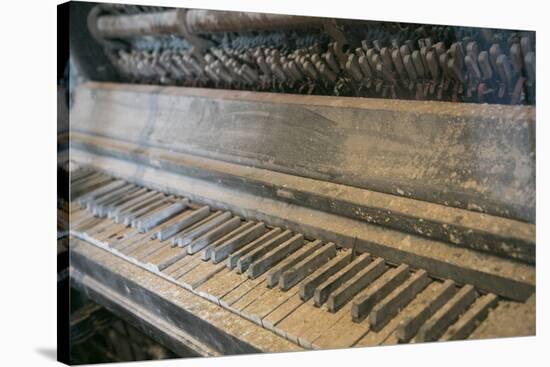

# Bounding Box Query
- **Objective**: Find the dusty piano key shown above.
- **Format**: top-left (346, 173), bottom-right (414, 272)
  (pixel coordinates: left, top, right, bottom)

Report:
top-left (70, 168), bottom-right (96, 184)
top-left (170, 211), bottom-right (222, 245)
top-left (415, 284), bottom-right (477, 342)
top-left (350, 263), bottom-right (409, 319)
top-left (72, 174), bottom-right (113, 199)
top-left (174, 211), bottom-right (228, 247)
top-left (117, 207), bottom-right (179, 253)
top-left (95, 222), bottom-right (130, 242)
top-left (86, 182), bottom-right (133, 211)
top-left (279, 243), bottom-right (337, 291)
top-left (126, 198), bottom-right (172, 227)
top-left (161, 248), bottom-right (194, 274)
top-left (219, 273), bottom-right (269, 307)
top-left (357, 281), bottom-right (440, 347)
top-left (396, 279), bottom-right (456, 342)
top-left (81, 219), bottom-right (117, 237)
top-left (157, 249), bottom-right (189, 272)
top-left (170, 252), bottom-right (205, 280)
top-left (99, 187), bottom-right (147, 218)
top-left (246, 234), bottom-right (305, 279)
top-left (102, 226), bottom-right (137, 248)
top-left (241, 286), bottom-right (301, 324)
top-left (89, 184), bottom-right (138, 214)
top-left (120, 232), bottom-right (159, 255)
top-left (276, 299), bottom-right (343, 346)
top-left (114, 192), bottom-right (165, 224)
top-left (70, 206), bottom-right (99, 228)
top-left (202, 222), bottom-right (256, 261)
top-left (440, 293), bottom-right (498, 341)
top-left (144, 243), bottom-right (184, 265)
top-left (109, 190), bottom-right (158, 220)
top-left (179, 261), bottom-right (226, 289)
top-left (300, 251), bottom-right (352, 301)
top-left (75, 217), bottom-right (108, 236)
top-left (237, 230), bottom-right (293, 273)
top-left (196, 268), bottom-right (250, 303)
top-left (368, 269), bottom-right (431, 330)
top-left (155, 205), bottom-right (210, 241)
top-left (111, 227), bottom-right (146, 251)
top-left (131, 238), bottom-right (167, 260)
top-left (95, 186), bottom-right (143, 217)
top-left (313, 253), bottom-right (372, 306)
top-left (186, 216), bottom-right (242, 254)
top-left (226, 228), bottom-right (282, 269)
top-left (129, 196), bottom-right (175, 227)
top-left (266, 240), bottom-right (324, 288)
top-left (210, 222), bottom-right (267, 263)
top-left (72, 215), bottom-right (104, 232)
top-left (132, 211), bottom-right (196, 260)
top-left (309, 302), bottom-right (372, 349)
top-left (78, 179), bottom-right (127, 208)
top-left (136, 200), bottom-right (189, 233)
top-left (262, 293), bottom-right (305, 332)
top-left (327, 257), bottom-right (388, 313)
top-left (229, 276), bottom-right (273, 312)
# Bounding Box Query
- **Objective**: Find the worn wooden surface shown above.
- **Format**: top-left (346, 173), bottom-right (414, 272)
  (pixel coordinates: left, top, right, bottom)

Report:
top-left (71, 132), bottom-right (535, 263)
top-left (69, 151), bottom-right (536, 301)
top-left (70, 237), bottom-right (303, 355)
top-left (71, 82), bottom-right (535, 223)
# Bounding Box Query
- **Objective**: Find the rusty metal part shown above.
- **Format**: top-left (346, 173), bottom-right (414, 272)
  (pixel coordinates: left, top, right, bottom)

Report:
top-left (95, 9), bottom-right (324, 39)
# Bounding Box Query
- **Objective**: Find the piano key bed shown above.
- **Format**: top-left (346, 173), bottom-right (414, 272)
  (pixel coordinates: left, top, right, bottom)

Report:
top-left (69, 167), bottom-right (530, 351)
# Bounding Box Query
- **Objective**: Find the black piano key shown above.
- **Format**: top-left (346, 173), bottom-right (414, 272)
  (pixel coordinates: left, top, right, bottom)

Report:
top-left (368, 269), bottom-right (430, 330)
top-left (279, 243), bottom-right (337, 291)
top-left (415, 284), bottom-right (477, 342)
top-left (266, 240), bottom-right (323, 288)
top-left (299, 251), bottom-right (352, 301)
top-left (313, 253), bottom-right (372, 306)
top-left (350, 264), bottom-right (410, 319)
top-left (396, 279), bottom-right (456, 342)
top-left (328, 257), bottom-right (388, 313)
top-left (137, 200), bottom-right (189, 233)
top-left (246, 234), bottom-right (305, 279)
top-left (202, 222), bottom-right (256, 261)
top-left (226, 228), bottom-right (282, 269)
top-left (177, 212), bottom-right (232, 248)
top-left (187, 217), bottom-right (242, 254)
top-left (210, 222), bottom-right (267, 263)
top-left (236, 230), bottom-right (293, 274)
top-left (156, 206), bottom-right (210, 241)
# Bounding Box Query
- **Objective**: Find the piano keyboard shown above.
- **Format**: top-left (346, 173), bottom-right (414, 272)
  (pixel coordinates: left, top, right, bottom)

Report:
top-left (70, 168), bottom-right (504, 349)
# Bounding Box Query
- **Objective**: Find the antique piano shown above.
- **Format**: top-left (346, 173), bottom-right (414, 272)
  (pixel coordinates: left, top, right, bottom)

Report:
top-left (63, 2), bottom-right (536, 359)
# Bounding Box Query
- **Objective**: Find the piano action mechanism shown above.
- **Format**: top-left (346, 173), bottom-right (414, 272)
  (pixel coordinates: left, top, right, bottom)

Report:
top-left (65, 3), bottom-right (536, 358)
